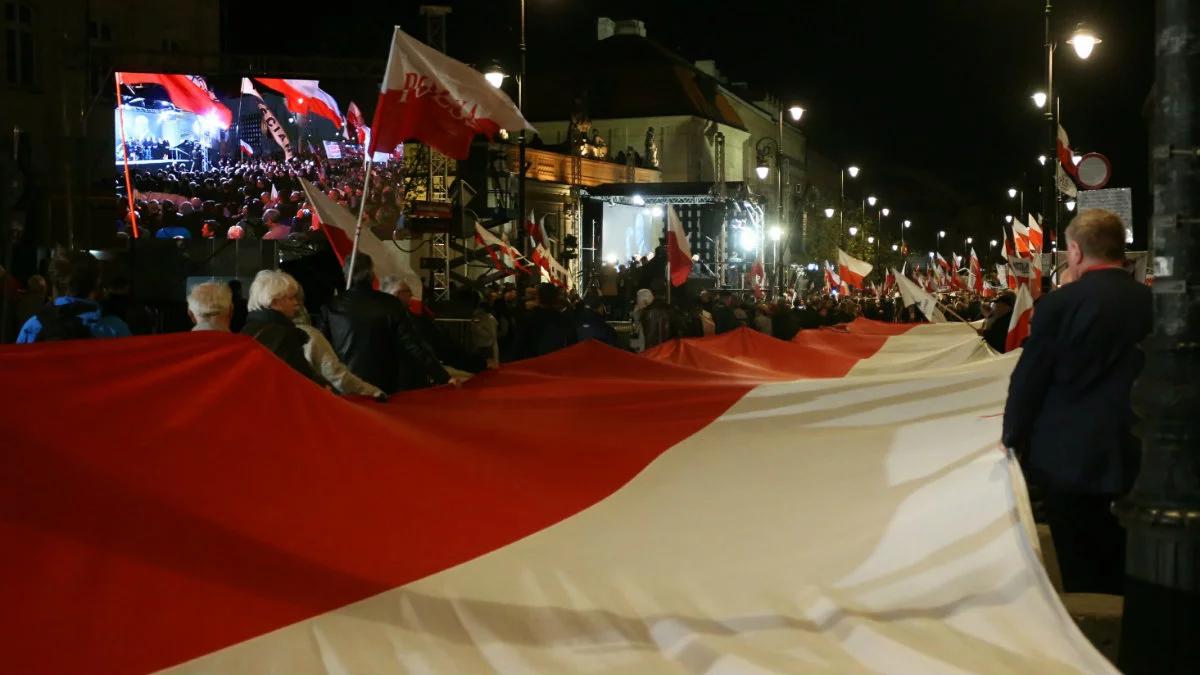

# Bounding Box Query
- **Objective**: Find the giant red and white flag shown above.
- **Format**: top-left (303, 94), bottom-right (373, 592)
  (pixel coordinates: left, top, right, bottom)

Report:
top-left (667, 206), bottom-right (693, 287)
top-left (2, 319), bottom-right (1118, 674)
top-left (1006, 284), bottom-right (1035, 351)
top-left (255, 78), bottom-right (344, 128)
top-left (117, 73), bottom-right (232, 128)
top-left (836, 248), bottom-right (873, 288)
top-left (300, 178), bottom-right (421, 298)
top-left (369, 26), bottom-right (534, 159)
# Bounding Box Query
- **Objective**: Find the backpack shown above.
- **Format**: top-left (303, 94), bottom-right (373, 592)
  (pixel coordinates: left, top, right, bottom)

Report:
top-left (33, 302), bottom-right (95, 342)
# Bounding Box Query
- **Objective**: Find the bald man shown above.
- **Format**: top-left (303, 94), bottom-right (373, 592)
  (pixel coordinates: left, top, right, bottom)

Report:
top-left (1002, 209), bottom-right (1152, 594)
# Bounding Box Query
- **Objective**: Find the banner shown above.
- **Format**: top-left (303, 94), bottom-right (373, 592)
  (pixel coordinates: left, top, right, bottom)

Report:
top-left (1, 322), bottom-right (1115, 674)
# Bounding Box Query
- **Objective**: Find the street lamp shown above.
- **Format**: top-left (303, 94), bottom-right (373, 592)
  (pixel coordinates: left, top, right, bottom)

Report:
top-left (867, 195), bottom-right (877, 207)
top-left (840, 165), bottom-right (860, 233)
top-left (867, 236), bottom-right (875, 244)
top-left (990, 239), bottom-right (998, 248)
top-left (824, 207), bottom-right (836, 218)
top-left (1065, 199), bottom-right (1076, 212)
top-left (1037, 154), bottom-right (1048, 165)
top-left (755, 161), bottom-right (770, 180)
top-left (1005, 215), bottom-right (1014, 223)
top-left (1067, 22), bottom-right (1102, 59)
top-left (1042, 6), bottom-right (1100, 277)
top-left (966, 236), bottom-right (973, 244)
top-left (891, 243), bottom-right (899, 251)
top-left (1032, 91), bottom-right (1048, 108)
top-left (484, 63), bottom-right (507, 88)
top-left (903, 219), bottom-right (912, 229)
top-left (880, 207), bottom-right (890, 217)
top-left (848, 226), bottom-right (859, 237)
top-left (788, 105), bottom-right (805, 121)
top-left (1008, 187), bottom-right (1018, 199)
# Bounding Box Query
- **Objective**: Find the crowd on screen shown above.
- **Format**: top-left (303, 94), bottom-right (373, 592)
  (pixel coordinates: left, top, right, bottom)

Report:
top-left (113, 158), bottom-right (407, 241)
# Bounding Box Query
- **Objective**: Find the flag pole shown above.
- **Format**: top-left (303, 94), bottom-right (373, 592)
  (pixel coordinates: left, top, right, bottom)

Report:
top-left (114, 75), bottom-right (139, 239)
top-left (345, 153), bottom-right (374, 290)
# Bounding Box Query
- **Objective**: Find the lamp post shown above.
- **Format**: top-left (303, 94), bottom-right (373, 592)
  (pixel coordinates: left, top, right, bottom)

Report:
top-left (1043, 1), bottom-right (1100, 271)
top-left (754, 103), bottom-right (804, 297)
top-left (841, 165), bottom-right (859, 234)
top-left (1116, 3), bottom-right (1200, 672)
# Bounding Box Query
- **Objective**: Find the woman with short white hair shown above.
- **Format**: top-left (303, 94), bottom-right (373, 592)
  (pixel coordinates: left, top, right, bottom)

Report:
top-left (240, 270), bottom-right (329, 387)
top-left (187, 281), bottom-right (233, 332)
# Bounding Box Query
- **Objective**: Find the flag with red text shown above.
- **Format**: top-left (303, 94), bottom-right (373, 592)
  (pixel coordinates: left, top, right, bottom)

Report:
top-left (369, 27), bottom-right (534, 159)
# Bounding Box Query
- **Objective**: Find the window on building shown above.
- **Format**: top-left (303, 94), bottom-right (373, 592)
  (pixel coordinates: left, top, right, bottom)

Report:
top-left (4, 1), bottom-right (34, 87)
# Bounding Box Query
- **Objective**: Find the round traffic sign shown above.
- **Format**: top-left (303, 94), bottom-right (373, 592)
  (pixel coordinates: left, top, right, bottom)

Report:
top-left (1076, 152), bottom-right (1112, 190)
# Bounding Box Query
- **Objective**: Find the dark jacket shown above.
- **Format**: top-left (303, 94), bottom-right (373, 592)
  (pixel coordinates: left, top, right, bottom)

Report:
top-left (574, 306), bottom-right (618, 345)
top-left (712, 304), bottom-right (739, 334)
top-left (513, 305), bottom-right (577, 360)
top-left (981, 310), bottom-right (1011, 353)
top-left (639, 299), bottom-right (674, 349)
top-left (1002, 268), bottom-right (1153, 494)
top-left (322, 288), bottom-right (450, 393)
top-left (241, 308), bottom-right (330, 387)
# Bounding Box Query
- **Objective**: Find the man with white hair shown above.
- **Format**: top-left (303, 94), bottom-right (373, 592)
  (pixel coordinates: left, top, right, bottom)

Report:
top-left (240, 269), bottom-right (329, 387)
top-left (186, 281), bottom-right (233, 332)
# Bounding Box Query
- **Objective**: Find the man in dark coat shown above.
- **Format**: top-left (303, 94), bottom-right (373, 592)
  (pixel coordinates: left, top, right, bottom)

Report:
top-left (980, 293), bottom-right (1014, 353)
top-left (513, 283), bottom-right (577, 360)
top-left (1002, 209), bottom-right (1153, 594)
top-left (711, 290), bottom-right (739, 334)
top-left (322, 254), bottom-right (453, 393)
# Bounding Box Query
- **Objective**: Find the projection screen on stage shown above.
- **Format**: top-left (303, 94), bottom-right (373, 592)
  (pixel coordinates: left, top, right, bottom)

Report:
top-left (602, 202), bottom-right (660, 264)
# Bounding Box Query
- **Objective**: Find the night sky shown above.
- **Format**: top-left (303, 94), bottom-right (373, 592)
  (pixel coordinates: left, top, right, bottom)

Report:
top-left (227, 0), bottom-right (1156, 247)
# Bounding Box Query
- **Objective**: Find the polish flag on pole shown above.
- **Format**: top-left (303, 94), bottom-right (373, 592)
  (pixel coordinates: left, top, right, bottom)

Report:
top-left (116, 73), bottom-right (232, 128)
top-left (1057, 123), bottom-right (1078, 178)
top-left (255, 78), bottom-right (344, 128)
top-left (996, 262), bottom-right (1010, 288)
top-left (667, 206), bottom-right (693, 287)
top-left (300, 178), bottom-right (422, 299)
top-left (935, 252), bottom-right (953, 275)
top-left (1006, 284), bottom-right (1035, 351)
top-left (1026, 215), bottom-right (1044, 253)
top-left (836, 248), bottom-right (873, 288)
top-left (824, 262), bottom-right (843, 294)
top-left (239, 139), bottom-right (254, 156)
top-left (368, 27), bottom-right (535, 159)
top-left (969, 248), bottom-right (983, 293)
top-left (346, 101), bottom-right (368, 144)
top-left (1011, 222), bottom-right (1033, 257)
top-left (894, 269), bottom-right (947, 323)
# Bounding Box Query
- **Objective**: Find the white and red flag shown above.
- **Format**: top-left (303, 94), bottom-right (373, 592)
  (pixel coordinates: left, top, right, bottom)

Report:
top-left (1011, 222), bottom-right (1033, 257)
top-left (238, 139), bottom-right (254, 156)
top-left (667, 206), bottom-right (693, 287)
top-left (346, 101), bottom-right (368, 144)
top-left (300, 178), bottom-right (421, 298)
top-left (369, 26), bottom-right (535, 160)
top-left (824, 261), bottom-right (843, 294)
top-left (895, 268), bottom-right (946, 322)
top-left (969, 248), bottom-right (983, 293)
top-left (1006, 284), bottom-right (1035, 351)
top-left (255, 78), bottom-right (344, 128)
top-left (5, 316), bottom-right (1119, 674)
top-left (117, 73), bottom-right (232, 128)
top-left (836, 248), bottom-right (873, 288)
top-left (1057, 123), bottom-right (1077, 178)
top-left (1027, 214), bottom-right (1044, 253)
top-left (996, 262), bottom-right (1011, 289)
